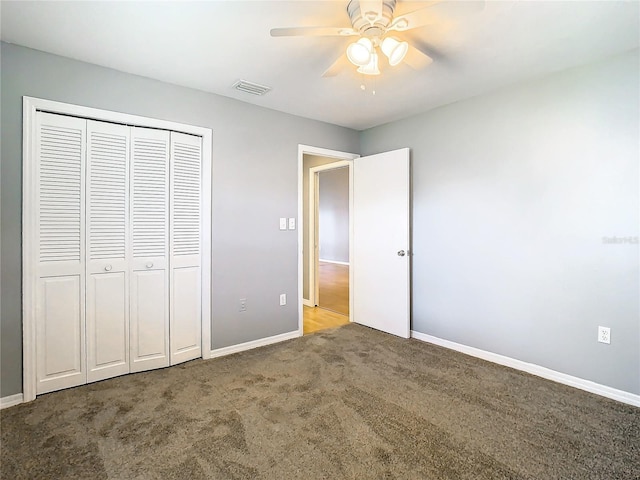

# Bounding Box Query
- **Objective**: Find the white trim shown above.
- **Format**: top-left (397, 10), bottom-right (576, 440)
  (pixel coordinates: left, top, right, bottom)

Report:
top-left (298, 145), bottom-right (360, 161)
top-left (1, 393), bottom-right (24, 410)
top-left (310, 167), bottom-right (319, 305)
top-left (297, 145), bottom-right (359, 336)
top-left (23, 96), bottom-right (212, 136)
top-left (411, 331), bottom-right (640, 408)
top-left (22, 98), bottom-right (38, 403)
top-left (22, 96), bottom-right (213, 402)
top-left (210, 330), bottom-right (300, 358)
top-left (200, 128), bottom-right (213, 360)
top-left (303, 299), bottom-right (315, 307)
top-left (318, 259), bottom-right (350, 266)
top-left (348, 161), bottom-right (354, 323)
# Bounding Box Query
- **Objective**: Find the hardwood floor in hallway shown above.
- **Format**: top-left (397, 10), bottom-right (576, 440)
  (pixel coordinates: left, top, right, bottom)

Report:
top-left (318, 261), bottom-right (349, 315)
top-left (303, 306), bottom-right (349, 335)
top-left (304, 261), bottom-right (350, 334)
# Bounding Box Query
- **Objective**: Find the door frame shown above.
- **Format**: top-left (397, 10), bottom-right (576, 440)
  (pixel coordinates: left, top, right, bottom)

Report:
top-left (298, 145), bottom-right (359, 335)
top-left (308, 161), bottom-right (352, 308)
top-left (22, 96), bottom-right (213, 402)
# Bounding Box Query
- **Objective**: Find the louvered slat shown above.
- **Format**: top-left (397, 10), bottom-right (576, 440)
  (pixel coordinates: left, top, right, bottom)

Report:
top-left (129, 128), bottom-right (170, 373)
top-left (85, 121), bottom-right (130, 384)
top-left (172, 141), bottom-right (201, 256)
top-left (34, 112), bottom-right (87, 395)
top-left (39, 126), bottom-right (83, 263)
top-left (169, 132), bottom-right (202, 365)
top-left (132, 136), bottom-right (168, 258)
top-left (88, 131), bottom-right (128, 260)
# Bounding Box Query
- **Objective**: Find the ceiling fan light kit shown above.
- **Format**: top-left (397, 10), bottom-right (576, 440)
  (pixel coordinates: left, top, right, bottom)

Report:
top-left (346, 35), bottom-right (407, 72)
top-left (269, 0), bottom-right (469, 78)
top-left (347, 37), bottom-right (374, 66)
top-left (357, 52), bottom-right (381, 75)
top-left (381, 36), bottom-right (408, 66)
top-left (344, 0), bottom-right (408, 74)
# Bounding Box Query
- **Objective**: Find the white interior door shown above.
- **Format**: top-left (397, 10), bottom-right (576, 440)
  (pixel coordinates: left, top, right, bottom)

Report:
top-left (35, 112), bottom-right (87, 394)
top-left (129, 127), bottom-right (170, 373)
top-left (169, 131), bottom-right (202, 364)
top-left (352, 148), bottom-right (410, 338)
top-left (86, 120), bottom-right (131, 383)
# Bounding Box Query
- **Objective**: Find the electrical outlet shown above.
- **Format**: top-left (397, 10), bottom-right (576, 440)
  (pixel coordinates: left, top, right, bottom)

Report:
top-left (279, 218), bottom-right (287, 230)
top-left (279, 293), bottom-right (286, 306)
top-left (288, 218), bottom-right (296, 230)
top-left (598, 326), bottom-right (610, 344)
top-left (239, 298), bottom-right (247, 312)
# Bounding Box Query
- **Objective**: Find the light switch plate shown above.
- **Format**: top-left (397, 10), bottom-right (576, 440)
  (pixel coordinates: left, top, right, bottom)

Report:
top-left (288, 218), bottom-right (296, 230)
top-left (279, 218), bottom-right (287, 230)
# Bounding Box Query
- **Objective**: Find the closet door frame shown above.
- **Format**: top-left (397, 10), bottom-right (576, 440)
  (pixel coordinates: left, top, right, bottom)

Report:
top-left (22, 96), bottom-right (212, 403)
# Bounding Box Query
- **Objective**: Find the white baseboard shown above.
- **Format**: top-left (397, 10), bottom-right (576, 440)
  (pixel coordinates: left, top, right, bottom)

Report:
top-left (0, 393), bottom-right (24, 410)
top-left (2, 332), bottom-right (301, 408)
top-left (319, 259), bottom-right (349, 266)
top-left (210, 330), bottom-right (301, 359)
top-left (303, 299), bottom-right (315, 308)
top-left (411, 331), bottom-right (640, 408)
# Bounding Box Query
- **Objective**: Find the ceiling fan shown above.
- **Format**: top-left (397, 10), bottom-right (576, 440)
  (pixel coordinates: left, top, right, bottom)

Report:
top-left (270, 0), bottom-right (483, 77)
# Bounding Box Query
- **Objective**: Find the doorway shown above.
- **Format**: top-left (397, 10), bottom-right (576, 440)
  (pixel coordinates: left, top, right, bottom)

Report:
top-left (311, 164), bottom-right (350, 307)
top-left (298, 146), bottom-right (357, 335)
top-left (297, 145), bottom-right (411, 339)
top-left (315, 167), bottom-right (350, 315)
top-left (308, 164), bottom-right (351, 333)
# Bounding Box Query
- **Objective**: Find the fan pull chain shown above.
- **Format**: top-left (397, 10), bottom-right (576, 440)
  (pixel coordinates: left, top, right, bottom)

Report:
top-left (359, 75), bottom-right (377, 96)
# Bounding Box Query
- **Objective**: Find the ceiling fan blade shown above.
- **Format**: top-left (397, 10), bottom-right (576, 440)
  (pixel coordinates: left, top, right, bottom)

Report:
top-left (359, 0), bottom-right (384, 24)
top-left (270, 27), bottom-right (358, 37)
top-left (403, 44), bottom-right (433, 70)
top-left (322, 54), bottom-right (350, 78)
top-left (389, 0), bottom-right (485, 32)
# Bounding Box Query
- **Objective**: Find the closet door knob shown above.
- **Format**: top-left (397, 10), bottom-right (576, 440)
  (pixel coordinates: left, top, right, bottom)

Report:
top-left (104, 265), bottom-right (112, 272)
top-left (146, 262), bottom-right (154, 269)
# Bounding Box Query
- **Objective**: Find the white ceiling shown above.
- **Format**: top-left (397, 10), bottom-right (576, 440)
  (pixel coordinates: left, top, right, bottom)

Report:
top-left (1, 1), bottom-right (638, 130)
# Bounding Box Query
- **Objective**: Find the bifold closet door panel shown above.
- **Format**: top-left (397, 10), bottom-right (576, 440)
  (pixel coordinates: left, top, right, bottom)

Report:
top-left (170, 132), bottom-right (203, 365)
top-left (86, 120), bottom-right (131, 383)
top-left (35, 112), bottom-right (87, 394)
top-left (130, 127), bottom-right (170, 373)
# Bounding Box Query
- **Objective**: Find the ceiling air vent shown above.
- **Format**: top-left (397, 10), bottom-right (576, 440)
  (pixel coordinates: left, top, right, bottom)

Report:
top-left (232, 79), bottom-right (271, 96)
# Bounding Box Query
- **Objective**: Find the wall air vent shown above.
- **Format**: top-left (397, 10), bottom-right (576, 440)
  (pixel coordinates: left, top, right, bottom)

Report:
top-left (232, 79), bottom-right (271, 96)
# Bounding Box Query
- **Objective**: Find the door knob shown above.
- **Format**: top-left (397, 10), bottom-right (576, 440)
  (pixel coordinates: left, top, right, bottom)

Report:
top-left (146, 262), bottom-right (154, 268)
top-left (104, 265), bottom-right (112, 271)
top-left (397, 250), bottom-right (406, 257)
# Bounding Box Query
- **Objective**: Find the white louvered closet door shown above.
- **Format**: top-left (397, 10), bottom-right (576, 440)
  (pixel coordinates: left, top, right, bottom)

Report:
top-left (129, 127), bottom-right (170, 373)
top-left (170, 132), bottom-right (203, 364)
top-left (86, 120), bottom-right (131, 383)
top-left (35, 112), bottom-right (87, 395)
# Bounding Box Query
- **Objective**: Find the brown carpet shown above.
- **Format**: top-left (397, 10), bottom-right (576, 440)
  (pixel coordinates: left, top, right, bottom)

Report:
top-left (1, 324), bottom-right (638, 479)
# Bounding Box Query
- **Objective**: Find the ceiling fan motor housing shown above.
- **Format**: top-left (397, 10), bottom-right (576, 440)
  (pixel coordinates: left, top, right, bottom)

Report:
top-left (347, 0), bottom-right (397, 39)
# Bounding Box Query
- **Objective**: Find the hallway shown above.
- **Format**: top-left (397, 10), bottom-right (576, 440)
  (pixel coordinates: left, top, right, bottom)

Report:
top-left (304, 261), bottom-right (349, 334)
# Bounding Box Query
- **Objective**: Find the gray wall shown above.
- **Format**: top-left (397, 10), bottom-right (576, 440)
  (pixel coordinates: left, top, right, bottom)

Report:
top-left (319, 168), bottom-right (349, 263)
top-left (0, 43), bottom-right (359, 397)
top-left (361, 50), bottom-right (640, 395)
top-left (3, 42), bottom-right (638, 399)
